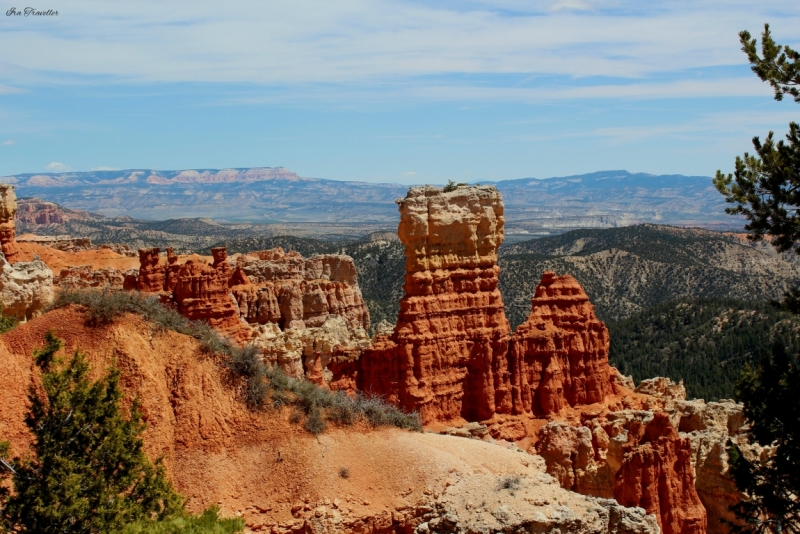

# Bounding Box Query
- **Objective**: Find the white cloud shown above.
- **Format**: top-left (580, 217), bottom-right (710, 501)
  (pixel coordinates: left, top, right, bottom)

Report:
top-left (404, 171), bottom-right (417, 176)
top-left (1, 140), bottom-right (15, 146)
top-left (45, 162), bottom-right (70, 171)
top-left (0, 1), bottom-right (797, 101)
top-left (0, 84), bottom-right (26, 95)
top-left (549, 0), bottom-right (593, 12)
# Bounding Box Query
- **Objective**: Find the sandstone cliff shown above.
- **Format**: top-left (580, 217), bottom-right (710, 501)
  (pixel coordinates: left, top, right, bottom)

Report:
top-left (0, 307), bottom-right (659, 534)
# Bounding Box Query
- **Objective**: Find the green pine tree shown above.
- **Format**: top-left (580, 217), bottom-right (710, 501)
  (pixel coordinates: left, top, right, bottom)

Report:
top-left (728, 344), bottom-right (800, 533)
top-left (0, 333), bottom-right (184, 533)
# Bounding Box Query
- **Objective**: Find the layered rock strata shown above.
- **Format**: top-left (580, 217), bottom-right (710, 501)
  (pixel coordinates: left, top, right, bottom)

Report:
top-left (173, 256), bottom-right (242, 333)
top-left (0, 255), bottom-right (53, 320)
top-left (0, 185), bottom-right (20, 264)
top-left (234, 248), bottom-right (369, 331)
top-left (128, 245), bottom-right (370, 385)
top-left (615, 412), bottom-right (707, 534)
top-left (136, 247), bottom-right (167, 292)
top-left (54, 265), bottom-right (131, 290)
top-left (509, 271), bottom-right (614, 416)
top-left (361, 185), bottom-right (513, 423)
top-left (361, 186), bottom-right (619, 424)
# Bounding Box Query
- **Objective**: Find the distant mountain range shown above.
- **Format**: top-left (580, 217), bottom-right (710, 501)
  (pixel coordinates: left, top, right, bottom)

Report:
top-left (1, 167), bottom-right (743, 235)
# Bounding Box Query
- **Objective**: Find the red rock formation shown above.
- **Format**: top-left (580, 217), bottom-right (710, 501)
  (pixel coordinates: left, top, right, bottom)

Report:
top-left (360, 185), bottom-right (512, 423)
top-left (54, 265), bottom-right (129, 290)
top-left (164, 247), bottom-right (181, 292)
top-left (615, 412), bottom-right (707, 534)
top-left (173, 258), bottom-right (242, 333)
top-left (509, 271), bottom-right (614, 416)
top-left (236, 249), bottom-right (369, 332)
top-left (136, 247), bottom-right (166, 292)
top-left (0, 185), bottom-right (20, 264)
top-left (16, 201), bottom-right (66, 225)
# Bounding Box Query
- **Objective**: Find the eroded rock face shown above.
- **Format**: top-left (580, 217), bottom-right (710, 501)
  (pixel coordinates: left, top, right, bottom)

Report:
top-left (361, 185), bottom-right (513, 423)
top-left (173, 258), bottom-right (242, 333)
top-left (674, 399), bottom-right (747, 532)
top-left (236, 248), bottom-right (369, 332)
top-left (636, 377), bottom-right (687, 401)
top-left (0, 185), bottom-right (20, 264)
top-left (615, 412), bottom-right (707, 534)
top-left (54, 265), bottom-right (131, 290)
top-left (249, 315), bottom-right (369, 390)
top-left (0, 255), bottom-right (53, 320)
top-left (16, 199), bottom-right (67, 225)
top-left (510, 271), bottom-right (614, 416)
top-left (137, 247), bottom-right (167, 292)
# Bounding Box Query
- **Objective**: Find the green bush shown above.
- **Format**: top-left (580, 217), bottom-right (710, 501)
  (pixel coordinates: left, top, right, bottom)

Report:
top-left (123, 506), bottom-right (244, 534)
top-left (53, 289), bottom-right (422, 434)
top-left (0, 303), bottom-right (18, 334)
top-left (0, 337), bottom-right (184, 533)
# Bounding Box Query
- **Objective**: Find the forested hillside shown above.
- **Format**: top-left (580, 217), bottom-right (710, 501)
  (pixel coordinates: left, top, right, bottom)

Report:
top-left (607, 298), bottom-right (800, 401)
top-left (499, 224), bottom-right (800, 327)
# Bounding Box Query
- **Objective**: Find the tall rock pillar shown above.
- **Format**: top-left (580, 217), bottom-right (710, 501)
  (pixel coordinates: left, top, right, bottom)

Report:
top-left (0, 185), bottom-right (20, 264)
top-left (361, 185), bottom-right (512, 423)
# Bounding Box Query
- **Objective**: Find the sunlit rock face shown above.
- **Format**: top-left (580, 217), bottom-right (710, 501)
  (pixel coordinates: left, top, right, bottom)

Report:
top-left (0, 185), bottom-right (20, 264)
top-left (509, 271), bottom-right (614, 416)
top-left (361, 185), bottom-right (513, 423)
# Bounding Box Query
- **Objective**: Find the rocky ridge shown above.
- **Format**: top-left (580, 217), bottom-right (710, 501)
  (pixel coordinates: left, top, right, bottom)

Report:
top-left (128, 245), bottom-right (371, 385)
top-left (0, 181), bottom-right (756, 533)
top-left (359, 185), bottom-right (755, 534)
top-left (0, 307), bottom-right (660, 534)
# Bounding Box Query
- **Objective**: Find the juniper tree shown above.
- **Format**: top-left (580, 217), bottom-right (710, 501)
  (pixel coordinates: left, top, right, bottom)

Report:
top-left (0, 334), bottom-right (183, 533)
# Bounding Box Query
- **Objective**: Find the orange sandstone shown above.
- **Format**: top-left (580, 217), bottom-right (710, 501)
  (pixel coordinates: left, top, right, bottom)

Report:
top-left (0, 185), bottom-right (20, 263)
top-left (509, 271), bottom-right (614, 416)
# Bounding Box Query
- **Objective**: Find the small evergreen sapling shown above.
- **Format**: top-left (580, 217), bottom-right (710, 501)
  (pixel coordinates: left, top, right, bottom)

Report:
top-left (0, 333), bottom-right (183, 533)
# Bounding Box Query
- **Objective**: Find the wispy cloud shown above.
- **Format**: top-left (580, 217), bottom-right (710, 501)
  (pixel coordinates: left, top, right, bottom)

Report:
top-left (90, 166), bottom-right (120, 171)
top-left (0, 0), bottom-right (797, 102)
top-left (1, 140), bottom-right (15, 146)
top-left (0, 84), bottom-right (27, 95)
top-left (45, 162), bottom-right (70, 171)
top-left (548, 0), bottom-right (593, 12)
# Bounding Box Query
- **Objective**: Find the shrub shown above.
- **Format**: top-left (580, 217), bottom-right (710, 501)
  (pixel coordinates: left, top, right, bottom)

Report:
top-left (52, 289), bottom-right (422, 434)
top-left (442, 180), bottom-right (468, 193)
top-left (0, 303), bottom-right (17, 334)
top-left (0, 336), bottom-right (184, 533)
top-left (123, 506), bottom-right (244, 534)
top-left (304, 408), bottom-right (328, 435)
top-left (339, 467), bottom-right (350, 479)
top-left (497, 475), bottom-right (521, 491)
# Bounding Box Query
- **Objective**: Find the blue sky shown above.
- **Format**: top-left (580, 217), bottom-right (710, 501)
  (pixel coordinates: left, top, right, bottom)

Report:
top-left (1, 0), bottom-right (798, 184)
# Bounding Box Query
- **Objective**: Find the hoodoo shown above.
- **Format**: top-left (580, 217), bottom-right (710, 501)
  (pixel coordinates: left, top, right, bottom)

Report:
top-left (0, 184), bottom-right (20, 264)
top-left (360, 185), bottom-right (513, 423)
top-left (360, 185), bottom-right (622, 424)
top-left (615, 412), bottom-right (707, 534)
top-left (509, 271), bottom-right (613, 415)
